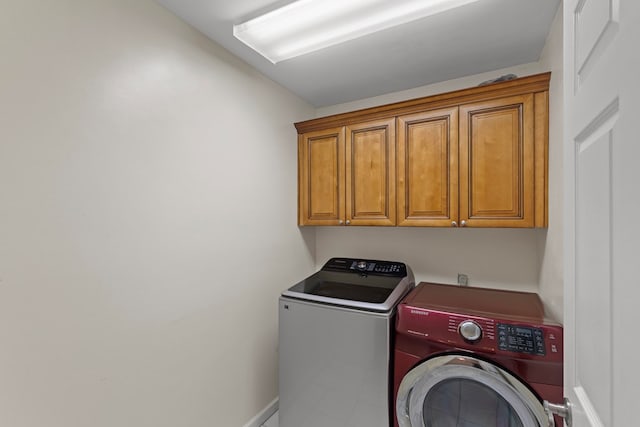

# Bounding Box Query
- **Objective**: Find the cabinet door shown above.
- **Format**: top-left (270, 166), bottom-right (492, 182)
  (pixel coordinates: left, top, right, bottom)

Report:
top-left (345, 118), bottom-right (396, 226)
top-left (459, 94), bottom-right (535, 227)
top-left (298, 127), bottom-right (345, 225)
top-left (397, 107), bottom-right (458, 226)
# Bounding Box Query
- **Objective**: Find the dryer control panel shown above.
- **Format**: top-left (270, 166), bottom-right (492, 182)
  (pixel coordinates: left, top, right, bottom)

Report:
top-left (395, 282), bottom-right (563, 362)
top-left (497, 323), bottom-right (545, 356)
top-left (396, 310), bottom-right (562, 361)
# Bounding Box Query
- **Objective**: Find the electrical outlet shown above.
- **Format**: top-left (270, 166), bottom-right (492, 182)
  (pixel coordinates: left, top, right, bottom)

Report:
top-left (457, 273), bottom-right (469, 286)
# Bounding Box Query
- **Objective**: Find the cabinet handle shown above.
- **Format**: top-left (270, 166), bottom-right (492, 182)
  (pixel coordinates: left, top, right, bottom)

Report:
top-left (451, 221), bottom-right (458, 227)
top-left (346, 220), bottom-right (351, 225)
top-left (338, 220), bottom-right (344, 225)
top-left (461, 220), bottom-right (467, 227)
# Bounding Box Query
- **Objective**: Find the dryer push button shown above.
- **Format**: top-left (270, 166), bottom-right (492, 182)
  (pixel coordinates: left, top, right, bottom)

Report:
top-left (459, 320), bottom-right (482, 342)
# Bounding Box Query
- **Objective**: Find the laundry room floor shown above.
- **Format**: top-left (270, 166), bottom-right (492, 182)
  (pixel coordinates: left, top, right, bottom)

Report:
top-left (261, 410), bottom-right (278, 427)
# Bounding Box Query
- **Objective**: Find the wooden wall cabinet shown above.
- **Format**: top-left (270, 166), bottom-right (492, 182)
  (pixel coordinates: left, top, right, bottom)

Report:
top-left (296, 73), bottom-right (550, 228)
top-left (459, 94), bottom-right (536, 227)
top-left (397, 107), bottom-right (459, 226)
top-left (297, 127), bottom-right (345, 225)
top-left (298, 119), bottom-right (396, 226)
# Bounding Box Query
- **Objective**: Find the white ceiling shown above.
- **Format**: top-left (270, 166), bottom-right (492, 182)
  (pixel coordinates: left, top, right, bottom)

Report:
top-left (156, 0), bottom-right (560, 107)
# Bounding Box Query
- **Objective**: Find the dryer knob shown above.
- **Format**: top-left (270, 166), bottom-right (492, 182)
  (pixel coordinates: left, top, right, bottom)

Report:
top-left (459, 320), bottom-right (482, 342)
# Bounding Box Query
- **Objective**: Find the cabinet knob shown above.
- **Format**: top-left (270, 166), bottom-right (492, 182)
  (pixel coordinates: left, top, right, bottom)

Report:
top-left (461, 220), bottom-right (467, 227)
top-left (338, 220), bottom-right (344, 225)
top-left (345, 220), bottom-right (351, 225)
top-left (451, 221), bottom-right (458, 227)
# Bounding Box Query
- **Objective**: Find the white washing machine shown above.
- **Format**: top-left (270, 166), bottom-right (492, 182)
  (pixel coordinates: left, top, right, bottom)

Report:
top-left (279, 257), bottom-right (414, 427)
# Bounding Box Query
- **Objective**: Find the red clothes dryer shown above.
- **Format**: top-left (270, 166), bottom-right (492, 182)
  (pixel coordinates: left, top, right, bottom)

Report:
top-left (393, 282), bottom-right (563, 427)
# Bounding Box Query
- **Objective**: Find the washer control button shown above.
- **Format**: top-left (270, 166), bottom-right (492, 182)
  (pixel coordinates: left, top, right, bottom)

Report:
top-left (459, 320), bottom-right (482, 342)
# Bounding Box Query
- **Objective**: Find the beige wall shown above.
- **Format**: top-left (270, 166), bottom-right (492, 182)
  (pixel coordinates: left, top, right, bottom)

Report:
top-left (316, 62), bottom-right (544, 118)
top-left (0, 1), bottom-right (315, 426)
top-left (537, 5), bottom-right (564, 322)
top-left (315, 227), bottom-right (541, 291)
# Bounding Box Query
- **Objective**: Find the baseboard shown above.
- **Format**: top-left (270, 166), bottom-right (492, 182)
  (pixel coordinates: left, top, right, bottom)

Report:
top-left (242, 397), bottom-right (278, 427)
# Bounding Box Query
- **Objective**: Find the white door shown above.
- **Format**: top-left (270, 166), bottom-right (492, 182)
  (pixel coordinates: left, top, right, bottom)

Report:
top-left (564, 1), bottom-right (640, 426)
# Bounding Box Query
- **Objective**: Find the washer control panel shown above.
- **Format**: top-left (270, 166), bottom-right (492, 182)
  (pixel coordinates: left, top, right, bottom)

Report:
top-left (497, 323), bottom-right (545, 356)
top-left (321, 257), bottom-right (407, 277)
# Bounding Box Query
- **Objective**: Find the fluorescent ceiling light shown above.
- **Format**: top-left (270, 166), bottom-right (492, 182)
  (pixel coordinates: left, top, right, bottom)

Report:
top-left (233, 0), bottom-right (481, 64)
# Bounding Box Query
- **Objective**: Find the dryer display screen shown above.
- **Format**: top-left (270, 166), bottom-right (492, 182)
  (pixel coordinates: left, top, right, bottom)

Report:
top-left (497, 324), bottom-right (545, 356)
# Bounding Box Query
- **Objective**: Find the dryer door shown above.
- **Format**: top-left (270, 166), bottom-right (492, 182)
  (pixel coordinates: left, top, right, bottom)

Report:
top-left (396, 355), bottom-right (550, 427)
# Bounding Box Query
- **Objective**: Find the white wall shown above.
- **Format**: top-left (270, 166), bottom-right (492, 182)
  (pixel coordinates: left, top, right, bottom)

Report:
top-left (536, 5), bottom-right (564, 322)
top-left (315, 62), bottom-right (548, 292)
top-left (0, 1), bottom-right (315, 426)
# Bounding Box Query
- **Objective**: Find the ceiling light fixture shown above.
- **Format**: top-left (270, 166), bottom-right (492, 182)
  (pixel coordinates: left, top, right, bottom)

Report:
top-left (233, 0), bottom-right (482, 64)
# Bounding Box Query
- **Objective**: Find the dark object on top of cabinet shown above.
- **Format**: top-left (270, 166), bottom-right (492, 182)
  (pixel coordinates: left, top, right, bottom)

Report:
top-left (478, 73), bottom-right (518, 86)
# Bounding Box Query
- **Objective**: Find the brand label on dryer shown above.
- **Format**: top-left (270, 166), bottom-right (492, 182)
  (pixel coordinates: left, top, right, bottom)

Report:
top-left (410, 309), bottom-right (429, 316)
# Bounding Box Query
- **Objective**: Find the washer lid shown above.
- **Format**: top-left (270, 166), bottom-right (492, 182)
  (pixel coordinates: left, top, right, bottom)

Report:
top-left (283, 258), bottom-right (414, 312)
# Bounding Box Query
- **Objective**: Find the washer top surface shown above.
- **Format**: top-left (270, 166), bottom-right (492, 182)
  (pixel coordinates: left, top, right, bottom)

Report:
top-left (401, 282), bottom-right (546, 323)
top-left (282, 257), bottom-right (414, 312)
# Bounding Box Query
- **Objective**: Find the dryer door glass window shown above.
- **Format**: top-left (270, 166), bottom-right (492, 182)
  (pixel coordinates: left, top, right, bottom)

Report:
top-left (396, 355), bottom-right (548, 427)
top-left (422, 378), bottom-right (523, 427)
